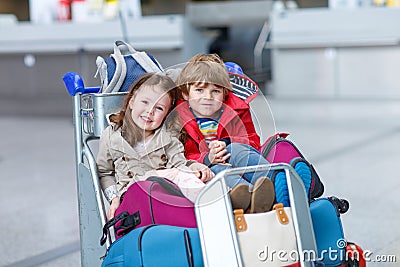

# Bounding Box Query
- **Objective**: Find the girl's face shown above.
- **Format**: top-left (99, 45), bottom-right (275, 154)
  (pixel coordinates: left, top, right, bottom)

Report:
top-left (129, 85), bottom-right (172, 138)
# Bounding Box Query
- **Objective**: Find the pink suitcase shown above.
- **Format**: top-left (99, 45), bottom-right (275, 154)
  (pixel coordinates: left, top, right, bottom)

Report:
top-left (100, 176), bottom-right (197, 244)
top-left (260, 132), bottom-right (324, 199)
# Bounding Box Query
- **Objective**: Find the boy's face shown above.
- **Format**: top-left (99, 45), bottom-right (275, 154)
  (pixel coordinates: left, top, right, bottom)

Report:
top-left (183, 83), bottom-right (225, 118)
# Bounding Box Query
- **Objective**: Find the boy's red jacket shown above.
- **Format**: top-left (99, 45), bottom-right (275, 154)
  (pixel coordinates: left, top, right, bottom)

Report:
top-left (175, 92), bottom-right (261, 164)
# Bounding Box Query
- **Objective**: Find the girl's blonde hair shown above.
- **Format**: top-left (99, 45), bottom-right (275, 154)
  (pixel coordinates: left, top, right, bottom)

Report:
top-left (175, 54), bottom-right (232, 96)
top-left (110, 73), bottom-right (180, 147)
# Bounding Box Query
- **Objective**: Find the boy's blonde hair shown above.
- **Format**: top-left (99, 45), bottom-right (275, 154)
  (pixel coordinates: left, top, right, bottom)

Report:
top-left (175, 54), bottom-right (232, 96)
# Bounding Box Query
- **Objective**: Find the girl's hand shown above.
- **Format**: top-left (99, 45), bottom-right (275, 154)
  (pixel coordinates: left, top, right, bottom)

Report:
top-left (208, 140), bottom-right (231, 165)
top-left (189, 162), bottom-right (215, 183)
top-left (108, 197), bottom-right (121, 221)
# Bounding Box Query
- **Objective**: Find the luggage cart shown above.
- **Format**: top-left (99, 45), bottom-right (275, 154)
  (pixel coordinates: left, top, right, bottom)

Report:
top-left (63, 72), bottom-right (128, 266)
top-left (63, 72), bottom-right (318, 267)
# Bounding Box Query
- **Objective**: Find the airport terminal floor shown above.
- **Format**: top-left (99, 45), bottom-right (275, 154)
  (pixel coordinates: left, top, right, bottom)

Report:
top-left (1, 95), bottom-right (399, 266)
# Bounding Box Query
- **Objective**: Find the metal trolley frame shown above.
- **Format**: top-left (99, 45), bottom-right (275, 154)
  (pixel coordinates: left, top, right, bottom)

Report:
top-left (64, 72), bottom-right (128, 266)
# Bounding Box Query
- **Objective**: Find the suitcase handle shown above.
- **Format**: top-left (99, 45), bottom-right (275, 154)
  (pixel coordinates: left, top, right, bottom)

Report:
top-left (328, 196), bottom-right (350, 215)
top-left (100, 211), bottom-right (130, 246)
top-left (100, 177), bottom-right (187, 245)
top-left (146, 176), bottom-right (186, 198)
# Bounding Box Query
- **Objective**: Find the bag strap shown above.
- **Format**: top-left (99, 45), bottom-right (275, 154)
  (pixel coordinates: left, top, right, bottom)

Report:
top-left (114, 211), bottom-right (141, 237)
top-left (233, 209), bottom-right (247, 232)
top-left (273, 203), bottom-right (289, 225)
top-left (116, 39), bottom-right (163, 72)
top-left (95, 56), bottom-right (109, 91)
top-left (100, 210), bottom-right (142, 245)
top-left (100, 211), bottom-right (129, 246)
top-left (106, 41), bottom-right (128, 93)
top-left (115, 40), bottom-right (163, 73)
top-left (233, 203), bottom-right (289, 232)
top-left (115, 40), bottom-right (136, 55)
top-left (146, 176), bottom-right (186, 198)
top-left (147, 176), bottom-right (187, 225)
top-left (131, 51), bottom-right (164, 73)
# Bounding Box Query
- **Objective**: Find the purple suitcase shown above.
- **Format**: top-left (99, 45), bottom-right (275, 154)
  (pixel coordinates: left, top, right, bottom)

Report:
top-left (101, 176), bottom-right (197, 243)
top-left (260, 132), bottom-right (324, 199)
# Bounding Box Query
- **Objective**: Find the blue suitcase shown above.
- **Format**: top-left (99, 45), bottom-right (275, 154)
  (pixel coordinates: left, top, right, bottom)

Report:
top-left (310, 196), bottom-right (349, 267)
top-left (102, 225), bottom-right (204, 267)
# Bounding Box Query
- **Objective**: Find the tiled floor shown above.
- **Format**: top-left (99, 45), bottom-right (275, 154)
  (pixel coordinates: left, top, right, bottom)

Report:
top-left (1, 96), bottom-right (399, 266)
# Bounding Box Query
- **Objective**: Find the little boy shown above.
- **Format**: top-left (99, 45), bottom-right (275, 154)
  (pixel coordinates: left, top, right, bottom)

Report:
top-left (175, 54), bottom-right (275, 213)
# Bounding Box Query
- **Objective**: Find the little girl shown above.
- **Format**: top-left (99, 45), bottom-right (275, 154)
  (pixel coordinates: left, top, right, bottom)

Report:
top-left (96, 73), bottom-right (214, 220)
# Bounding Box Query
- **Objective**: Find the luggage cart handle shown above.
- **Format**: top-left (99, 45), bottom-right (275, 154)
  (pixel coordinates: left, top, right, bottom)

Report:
top-left (63, 72), bottom-right (100, 96)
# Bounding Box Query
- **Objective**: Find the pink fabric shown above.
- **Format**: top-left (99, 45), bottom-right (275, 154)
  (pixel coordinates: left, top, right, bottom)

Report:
top-left (155, 169), bottom-right (204, 202)
top-left (114, 180), bottom-right (197, 239)
top-left (263, 141), bottom-right (301, 164)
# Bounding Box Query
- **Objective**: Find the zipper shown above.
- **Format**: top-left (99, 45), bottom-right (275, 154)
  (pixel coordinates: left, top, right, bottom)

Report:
top-left (184, 229), bottom-right (194, 267)
top-left (138, 225), bottom-right (157, 252)
top-left (138, 224), bottom-right (158, 267)
top-left (148, 182), bottom-right (156, 224)
top-left (261, 136), bottom-right (278, 157)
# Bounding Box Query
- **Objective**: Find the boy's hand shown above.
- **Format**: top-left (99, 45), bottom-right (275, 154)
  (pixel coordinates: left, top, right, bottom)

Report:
top-left (189, 162), bottom-right (215, 182)
top-left (108, 196), bottom-right (121, 221)
top-left (208, 140), bottom-right (231, 165)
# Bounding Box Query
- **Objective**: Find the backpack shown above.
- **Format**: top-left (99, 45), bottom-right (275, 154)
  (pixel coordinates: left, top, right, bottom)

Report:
top-left (261, 132), bottom-right (325, 199)
top-left (95, 40), bottom-right (163, 93)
